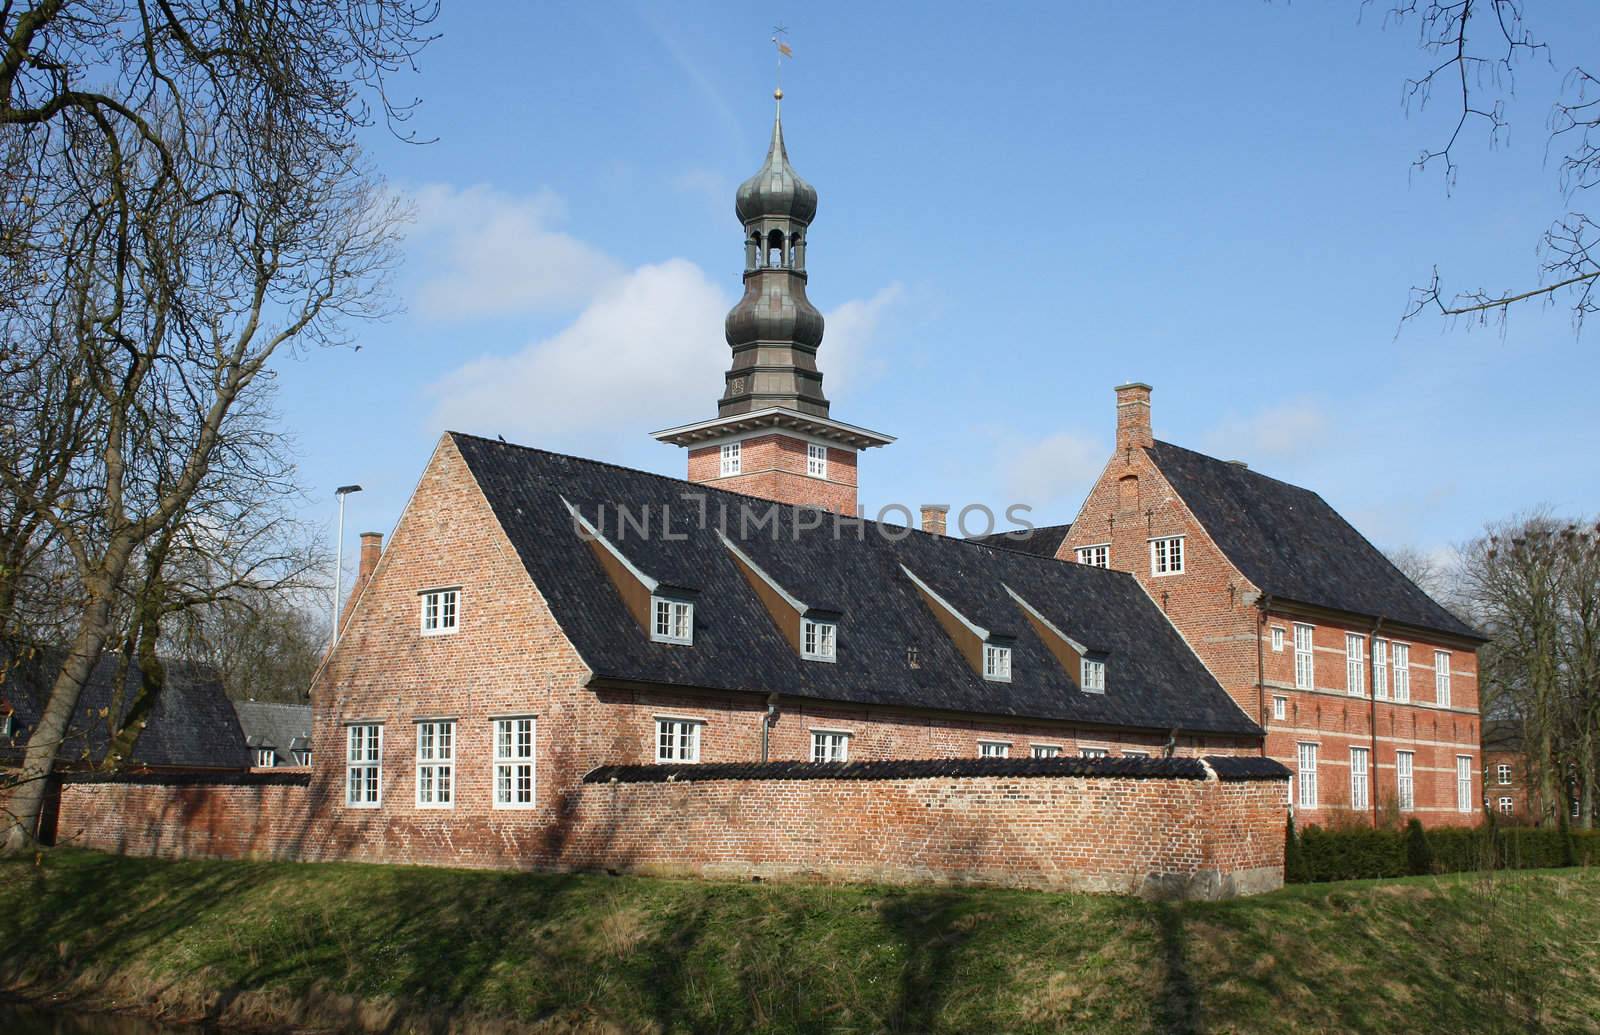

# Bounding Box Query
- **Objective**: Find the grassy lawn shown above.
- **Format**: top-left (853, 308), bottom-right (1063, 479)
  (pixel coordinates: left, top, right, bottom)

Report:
top-left (1, 850), bottom-right (1597, 1034)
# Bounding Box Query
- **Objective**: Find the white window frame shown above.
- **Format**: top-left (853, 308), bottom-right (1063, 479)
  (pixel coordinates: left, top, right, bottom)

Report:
top-left (1079, 747), bottom-right (1110, 759)
top-left (1149, 536), bottom-right (1185, 576)
top-left (1434, 651), bottom-right (1452, 707)
top-left (719, 441), bottom-right (741, 477)
top-left (1030, 744), bottom-right (1062, 758)
top-left (1293, 623), bottom-right (1315, 690)
top-left (810, 729), bottom-right (850, 763)
top-left (801, 617), bottom-right (837, 662)
top-left (1346, 633), bottom-right (1366, 697)
top-left (1122, 750), bottom-right (1151, 758)
top-left (1350, 747), bottom-right (1369, 812)
top-left (1080, 657), bottom-right (1106, 693)
top-left (1271, 626), bottom-right (1285, 653)
top-left (1456, 755), bottom-right (1473, 813)
top-left (415, 719), bottom-right (456, 808)
top-left (1372, 638), bottom-right (1388, 700)
top-left (345, 723), bottom-right (382, 808)
top-left (1272, 695), bottom-right (1288, 722)
top-left (255, 748), bottom-right (276, 768)
top-left (978, 740), bottom-right (1010, 758)
top-left (983, 642), bottom-right (1012, 682)
top-left (1, 712), bottom-right (13, 737)
top-left (1497, 763), bottom-right (1513, 785)
top-left (419, 587), bottom-right (460, 636)
top-left (1499, 797), bottom-right (1514, 815)
top-left (1396, 750), bottom-right (1415, 811)
top-left (1296, 743), bottom-right (1319, 809)
top-left (651, 596), bottom-right (694, 645)
top-left (655, 717), bottom-right (703, 763)
top-left (1392, 642), bottom-right (1411, 703)
top-left (493, 716), bottom-right (536, 809)
top-left (806, 443), bottom-right (827, 479)
top-left (1076, 544), bottom-right (1110, 568)
top-left (292, 749), bottom-right (311, 767)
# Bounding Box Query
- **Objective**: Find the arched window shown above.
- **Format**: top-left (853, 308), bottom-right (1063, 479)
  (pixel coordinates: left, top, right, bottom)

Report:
top-left (767, 229), bottom-right (785, 268)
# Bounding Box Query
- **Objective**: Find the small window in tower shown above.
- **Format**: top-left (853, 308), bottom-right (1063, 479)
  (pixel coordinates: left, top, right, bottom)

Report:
top-left (720, 442), bottom-right (741, 477)
top-left (806, 443), bottom-right (827, 479)
top-left (767, 229), bottom-right (785, 267)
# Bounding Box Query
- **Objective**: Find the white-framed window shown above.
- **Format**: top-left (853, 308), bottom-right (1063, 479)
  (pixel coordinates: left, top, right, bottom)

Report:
top-left (801, 617), bottom-right (837, 662)
top-left (978, 740), bottom-right (1010, 758)
top-left (420, 588), bottom-right (460, 635)
top-left (806, 443), bottom-right (827, 478)
top-left (415, 720), bottom-right (455, 808)
top-left (1346, 633), bottom-right (1366, 696)
top-left (1497, 763), bottom-right (1513, 785)
top-left (719, 441), bottom-right (741, 476)
top-left (1273, 695), bottom-right (1288, 722)
top-left (1573, 798), bottom-right (1582, 818)
top-left (1, 712), bottom-right (14, 737)
top-left (1080, 747), bottom-right (1110, 759)
top-left (1123, 750), bottom-right (1151, 758)
top-left (1350, 747), bottom-right (1369, 811)
top-left (1499, 797), bottom-right (1515, 815)
top-left (1076, 544), bottom-right (1110, 568)
top-left (1150, 536), bottom-right (1185, 575)
top-left (255, 748), bottom-right (276, 768)
top-left (655, 718), bottom-right (702, 763)
top-left (1080, 657), bottom-right (1106, 693)
top-left (811, 730), bottom-right (849, 762)
top-left (983, 642), bottom-right (1012, 682)
top-left (292, 749), bottom-right (311, 767)
top-left (1392, 642), bottom-right (1411, 702)
top-left (493, 717), bottom-right (536, 808)
top-left (345, 724), bottom-right (382, 808)
top-left (1456, 755), bottom-right (1473, 813)
top-left (651, 596), bottom-right (694, 645)
top-left (1271, 626), bottom-right (1285, 653)
top-left (1373, 638), bottom-right (1389, 699)
top-left (1293, 623), bottom-right (1315, 690)
top-left (1434, 651), bottom-right (1452, 707)
top-left (1296, 743), bottom-right (1319, 809)
top-left (1031, 744), bottom-right (1062, 758)
top-left (1396, 750), bottom-right (1415, 811)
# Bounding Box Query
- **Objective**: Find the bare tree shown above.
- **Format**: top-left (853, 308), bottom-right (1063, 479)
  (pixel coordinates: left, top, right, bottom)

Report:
top-left (0, 1), bottom-right (437, 852)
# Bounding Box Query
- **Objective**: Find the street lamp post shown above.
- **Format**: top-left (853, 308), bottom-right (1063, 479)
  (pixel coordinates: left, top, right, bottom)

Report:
top-left (331, 484), bottom-right (363, 647)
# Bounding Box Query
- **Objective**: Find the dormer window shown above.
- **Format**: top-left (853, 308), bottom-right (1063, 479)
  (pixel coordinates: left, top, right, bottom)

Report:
top-left (801, 617), bottom-right (836, 661)
top-left (652, 596), bottom-right (694, 645)
top-left (983, 642), bottom-right (1012, 682)
top-left (720, 442), bottom-right (741, 477)
top-left (1080, 657), bottom-right (1106, 693)
top-left (420, 588), bottom-right (459, 635)
top-left (806, 443), bottom-right (827, 478)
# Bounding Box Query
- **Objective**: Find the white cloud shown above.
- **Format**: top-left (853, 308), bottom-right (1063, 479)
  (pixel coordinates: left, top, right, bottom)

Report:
top-left (1001, 432), bottom-right (1107, 510)
top-left (821, 283), bottom-right (904, 397)
top-left (408, 184), bottom-right (621, 319)
top-left (429, 259), bottom-right (729, 453)
top-left (1201, 400), bottom-right (1330, 463)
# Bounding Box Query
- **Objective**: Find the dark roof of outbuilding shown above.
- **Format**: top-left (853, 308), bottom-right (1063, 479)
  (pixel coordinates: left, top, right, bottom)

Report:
top-left (966, 523), bottom-right (1072, 558)
top-left (452, 433), bottom-right (1260, 738)
top-left (1147, 441), bottom-right (1482, 641)
top-left (0, 648), bottom-right (250, 770)
top-left (231, 701), bottom-right (311, 755)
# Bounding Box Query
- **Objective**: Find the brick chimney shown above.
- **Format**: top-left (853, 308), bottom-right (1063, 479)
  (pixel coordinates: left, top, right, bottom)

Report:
top-left (340, 532), bottom-right (382, 633)
top-left (920, 505), bottom-right (949, 536)
top-left (1115, 382), bottom-right (1154, 452)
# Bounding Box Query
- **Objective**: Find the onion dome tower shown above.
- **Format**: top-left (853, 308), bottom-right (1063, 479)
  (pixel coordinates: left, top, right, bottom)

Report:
top-left (653, 90), bottom-right (893, 516)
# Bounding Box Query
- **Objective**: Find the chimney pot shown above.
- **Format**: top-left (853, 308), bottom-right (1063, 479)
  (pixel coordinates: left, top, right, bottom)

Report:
top-left (341, 532), bottom-right (383, 635)
top-left (920, 505), bottom-right (950, 536)
top-left (1114, 382), bottom-right (1154, 452)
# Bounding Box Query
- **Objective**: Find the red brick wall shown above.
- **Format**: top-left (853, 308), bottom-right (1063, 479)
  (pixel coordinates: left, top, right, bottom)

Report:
top-left (687, 434), bottom-right (859, 514)
top-left (55, 767), bottom-right (1288, 899)
top-left (1484, 750), bottom-right (1529, 822)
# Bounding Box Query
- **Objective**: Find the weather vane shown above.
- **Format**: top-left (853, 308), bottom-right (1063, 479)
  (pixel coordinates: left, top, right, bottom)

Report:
top-left (771, 26), bottom-right (792, 98)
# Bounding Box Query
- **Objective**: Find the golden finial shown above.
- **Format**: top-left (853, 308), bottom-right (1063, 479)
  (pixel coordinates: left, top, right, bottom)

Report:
top-left (774, 87), bottom-right (784, 101)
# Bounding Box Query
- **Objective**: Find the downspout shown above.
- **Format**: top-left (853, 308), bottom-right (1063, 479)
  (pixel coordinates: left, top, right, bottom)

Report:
top-left (1369, 617), bottom-right (1384, 828)
top-left (1257, 595), bottom-right (1271, 755)
top-left (760, 692), bottom-right (779, 762)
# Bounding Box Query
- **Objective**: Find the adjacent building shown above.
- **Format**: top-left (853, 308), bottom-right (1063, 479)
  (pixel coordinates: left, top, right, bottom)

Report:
top-left (233, 701), bottom-right (313, 769)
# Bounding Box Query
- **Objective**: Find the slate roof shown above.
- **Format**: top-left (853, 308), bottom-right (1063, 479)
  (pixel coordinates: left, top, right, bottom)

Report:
top-left (452, 433), bottom-right (1260, 738)
top-left (586, 755), bottom-right (1290, 784)
top-left (966, 523), bottom-right (1072, 558)
top-left (1147, 441), bottom-right (1483, 641)
top-left (232, 701), bottom-right (311, 761)
top-left (0, 648), bottom-right (250, 770)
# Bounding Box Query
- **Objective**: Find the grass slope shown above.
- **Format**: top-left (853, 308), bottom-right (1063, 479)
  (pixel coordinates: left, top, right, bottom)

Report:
top-left (1, 850), bottom-right (1597, 1034)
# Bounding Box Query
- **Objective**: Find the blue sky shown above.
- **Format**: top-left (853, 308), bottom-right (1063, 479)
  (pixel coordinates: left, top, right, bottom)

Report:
top-left (271, 1), bottom-right (1600, 587)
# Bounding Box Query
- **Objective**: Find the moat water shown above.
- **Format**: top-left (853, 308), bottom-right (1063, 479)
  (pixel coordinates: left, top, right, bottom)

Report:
top-left (0, 1000), bottom-right (217, 1034)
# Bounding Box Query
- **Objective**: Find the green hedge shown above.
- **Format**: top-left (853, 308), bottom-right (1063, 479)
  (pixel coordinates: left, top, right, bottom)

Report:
top-left (1289, 821), bottom-right (1600, 883)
